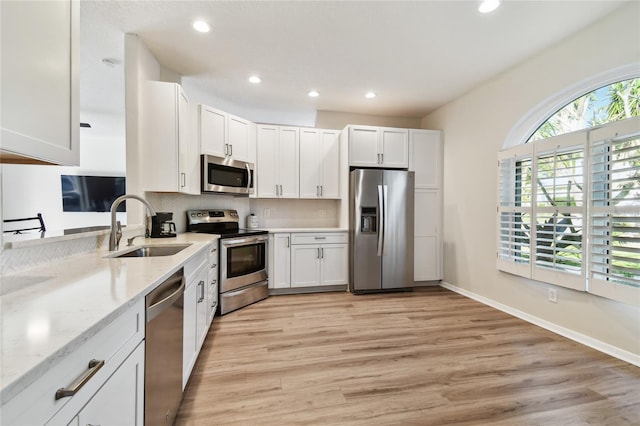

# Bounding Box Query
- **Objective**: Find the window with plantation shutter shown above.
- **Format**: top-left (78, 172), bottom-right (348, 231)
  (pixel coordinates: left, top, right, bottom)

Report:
top-left (531, 133), bottom-right (586, 290)
top-left (497, 144), bottom-right (533, 278)
top-left (497, 115), bottom-right (640, 304)
top-left (588, 117), bottom-right (640, 303)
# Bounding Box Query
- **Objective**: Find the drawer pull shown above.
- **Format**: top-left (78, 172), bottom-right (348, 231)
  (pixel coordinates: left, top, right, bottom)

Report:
top-left (314, 236), bottom-right (326, 240)
top-left (211, 263), bottom-right (217, 268)
top-left (55, 359), bottom-right (105, 400)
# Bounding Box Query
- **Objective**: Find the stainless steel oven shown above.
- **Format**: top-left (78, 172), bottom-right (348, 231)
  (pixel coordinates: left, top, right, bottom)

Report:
top-left (202, 154), bottom-right (254, 195)
top-left (187, 209), bottom-right (269, 315)
top-left (219, 234), bottom-right (268, 314)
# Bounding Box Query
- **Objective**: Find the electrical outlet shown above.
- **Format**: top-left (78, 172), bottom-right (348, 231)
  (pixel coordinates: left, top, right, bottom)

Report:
top-left (263, 208), bottom-right (270, 218)
top-left (548, 288), bottom-right (558, 303)
top-left (318, 209), bottom-right (325, 217)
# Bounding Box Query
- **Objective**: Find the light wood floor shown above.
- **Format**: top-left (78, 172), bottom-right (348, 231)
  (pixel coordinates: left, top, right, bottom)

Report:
top-left (175, 288), bottom-right (640, 425)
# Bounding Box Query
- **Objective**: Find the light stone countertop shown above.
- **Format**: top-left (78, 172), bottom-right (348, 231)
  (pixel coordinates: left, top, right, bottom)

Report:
top-left (0, 232), bottom-right (219, 405)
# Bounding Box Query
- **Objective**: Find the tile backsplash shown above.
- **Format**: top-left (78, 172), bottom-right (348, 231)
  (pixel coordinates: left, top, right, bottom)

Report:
top-left (1, 194), bottom-right (341, 275)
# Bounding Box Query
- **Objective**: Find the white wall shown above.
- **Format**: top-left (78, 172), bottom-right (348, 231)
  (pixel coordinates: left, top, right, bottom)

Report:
top-left (422, 3), bottom-right (640, 359)
top-left (1, 131), bottom-right (126, 231)
top-left (316, 110), bottom-right (422, 130)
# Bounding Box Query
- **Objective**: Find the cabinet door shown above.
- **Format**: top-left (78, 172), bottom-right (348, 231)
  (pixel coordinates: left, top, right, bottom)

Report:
top-left (380, 128), bottom-right (408, 168)
top-left (183, 280), bottom-right (197, 390)
top-left (320, 244), bottom-right (348, 285)
top-left (291, 245), bottom-right (321, 288)
top-left (178, 89), bottom-right (199, 195)
top-left (271, 234), bottom-right (292, 289)
top-left (195, 267), bottom-right (209, 353)
top-left (257, 125), bottom-right (279, 197)
top-left (0, 0), bottom-right (79, 165)
top-left (227, 114), bottom-right (250, 161)
top-left (349, 126), bottom-right (379, 167)
top-left (414, 189), bottom-right (442, 281)
top-left (299, 129), bottom-right (321, 198)
top-left (200, 105), bottom-right (227, 158)
top-left (409, 130), bottom-right (442, 188)
top-left (320, 130), bottom-right (340, 198)
top-left (278, 127), bottom-right (300, 198)
top-left (76, 342), bottom-right (144, 426)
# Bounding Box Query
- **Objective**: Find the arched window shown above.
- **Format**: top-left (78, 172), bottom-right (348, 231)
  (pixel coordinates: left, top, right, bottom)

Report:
top-left (498, 75), bottom-right (640, 305)
top-left (528, 78), bottom-right (640, 142)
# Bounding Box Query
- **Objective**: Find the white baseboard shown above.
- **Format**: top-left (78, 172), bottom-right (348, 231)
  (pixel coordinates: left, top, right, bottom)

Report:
top-left (440, 281), bottom-right (640, 368)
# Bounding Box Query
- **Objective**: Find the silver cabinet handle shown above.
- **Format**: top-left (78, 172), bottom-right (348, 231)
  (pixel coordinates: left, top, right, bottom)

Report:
top-left (317, 248), bottom-right (320, 258)
top-left (211, 279), bottom-right (217, 285)
top-left (279, 184), bottom-right (283, 196)
top-left (55, 359), bottom-right (105, 400)
top-left (381, 153), bottom-right (384, 164)
top-left (320, 185), bottom-right (323, 196)
top-left (287, 236), bottom-right (290, 248)
top-left (316, 186), bottom-right (320, 197)
top-left (321, 248), bottom-right (324, 258)
top-left (229, 144), bottom-right (233, 157)
top-left (224, 143), bottom-right (229, 156)
top-left (211, 263), bottom-right (217, 269)
top-left (198, 280), bottom-right (205, 303)
top-left (314, 236), bottom-right (326, 240)
top-left (181, 172), bottom-right (186, 188)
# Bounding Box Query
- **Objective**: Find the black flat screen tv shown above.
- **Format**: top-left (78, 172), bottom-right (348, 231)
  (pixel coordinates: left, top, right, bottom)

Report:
top-left (61, 175), bottom-right (126, 212)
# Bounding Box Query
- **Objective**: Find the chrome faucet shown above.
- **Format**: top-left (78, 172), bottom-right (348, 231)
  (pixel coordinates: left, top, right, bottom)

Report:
top-left (109, 194), bottom-right (156, 251)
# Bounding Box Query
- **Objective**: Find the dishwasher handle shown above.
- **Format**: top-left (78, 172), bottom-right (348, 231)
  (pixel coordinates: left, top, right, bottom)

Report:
top-left (146, 276), bottom-right (185, 323)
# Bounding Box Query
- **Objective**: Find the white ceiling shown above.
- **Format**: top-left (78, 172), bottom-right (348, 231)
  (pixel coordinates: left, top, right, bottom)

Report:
top-left (79, 0), bottom-right (627, 134)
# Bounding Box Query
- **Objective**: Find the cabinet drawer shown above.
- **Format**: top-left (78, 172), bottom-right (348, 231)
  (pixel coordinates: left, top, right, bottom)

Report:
top-left (3, 299), bottom-right (144, 426)
top-left (291, 232), bottom-right (348, 245)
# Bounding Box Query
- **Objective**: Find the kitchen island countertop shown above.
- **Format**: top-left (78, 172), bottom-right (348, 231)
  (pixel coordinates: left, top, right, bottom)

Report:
top-left (0, 232), bottom-right (219, 405)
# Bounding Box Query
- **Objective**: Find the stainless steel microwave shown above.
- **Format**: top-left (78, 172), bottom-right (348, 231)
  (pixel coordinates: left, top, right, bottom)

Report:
top-left (201, 155), bottom-right (254, 195)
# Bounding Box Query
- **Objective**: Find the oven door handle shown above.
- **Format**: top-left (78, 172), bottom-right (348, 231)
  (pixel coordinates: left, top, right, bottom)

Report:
top-left (222, 235), bottom-right (268, 247)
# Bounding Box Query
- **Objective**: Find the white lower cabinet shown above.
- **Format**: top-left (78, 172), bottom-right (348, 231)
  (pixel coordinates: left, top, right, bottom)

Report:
top-left (414, 189), bottom-right (442, 281)
top-left (269, 233), bottom-right (292, 289)
top-left (1, 300), bottom-right (145, 426)
top-left (290, 233), bottom-right (348, 288)
top-left (183, 249), bottom-right (209, 390)
top-left (207, 241), bottom-right (219, 325)
top-left (68, 342), bottom-right (145, 426)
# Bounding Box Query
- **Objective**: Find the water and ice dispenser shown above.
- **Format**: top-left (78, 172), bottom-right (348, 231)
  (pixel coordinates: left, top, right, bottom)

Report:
top-left (360, 207), bottom-right (377, 233)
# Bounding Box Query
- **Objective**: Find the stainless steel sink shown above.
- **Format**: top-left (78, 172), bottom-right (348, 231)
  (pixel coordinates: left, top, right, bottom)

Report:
top-left (108, 243), bottom-right (192, 258)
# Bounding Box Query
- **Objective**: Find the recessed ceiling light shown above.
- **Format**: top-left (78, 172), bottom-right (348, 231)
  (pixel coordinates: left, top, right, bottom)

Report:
top-left (478, 0), bottom-right (500, 14)
top-left (308, 90), bottom-right (320, 97)
top-left (365, 92), bottom-right (376, 99)
top-left (193, 20), bottom-right (211, 33)
top-left (249, 75), bottom-right (261, 84)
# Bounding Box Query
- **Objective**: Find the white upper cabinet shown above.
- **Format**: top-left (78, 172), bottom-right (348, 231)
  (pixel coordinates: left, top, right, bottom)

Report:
top-left (199, 105), bottom-right (251, 162)
top-left (348, 125), bottom-right (408, 168)
top-left (0, 0), bottom-right (79, 165)
top-left (141, 81), bottom-right (199, 194)
top-left (256, 125), bottom-right (299, 198)
top-left (409, 129), bottom-right (442, 188)
top-left (299, 128), bottom-right (340, 199)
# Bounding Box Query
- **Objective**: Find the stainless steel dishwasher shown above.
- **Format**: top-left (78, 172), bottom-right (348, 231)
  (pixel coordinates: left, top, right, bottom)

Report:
top-left (145, 268), bottom-right (185, 425)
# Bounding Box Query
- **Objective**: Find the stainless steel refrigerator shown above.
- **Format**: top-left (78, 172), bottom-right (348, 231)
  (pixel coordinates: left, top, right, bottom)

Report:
top-left (349, 169), bottom-right (415, 293)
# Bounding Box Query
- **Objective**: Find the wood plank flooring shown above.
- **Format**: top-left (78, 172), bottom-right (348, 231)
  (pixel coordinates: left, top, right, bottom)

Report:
top-left (175, 288), bottom-right (640, 425)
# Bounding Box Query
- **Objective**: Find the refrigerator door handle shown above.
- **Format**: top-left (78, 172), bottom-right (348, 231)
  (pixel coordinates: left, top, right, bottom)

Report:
top-left (377, 185), bottom-right (384, 256)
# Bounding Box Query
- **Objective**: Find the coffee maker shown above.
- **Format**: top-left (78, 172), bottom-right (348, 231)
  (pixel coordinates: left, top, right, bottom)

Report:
top-left (150, 212), bottom-right (176, 238)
